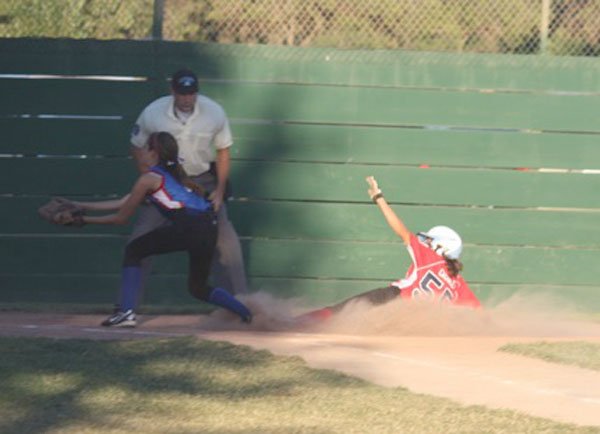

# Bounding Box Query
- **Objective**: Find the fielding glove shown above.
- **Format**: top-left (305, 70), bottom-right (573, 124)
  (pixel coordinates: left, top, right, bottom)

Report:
top-left (38, 197), bottom-right (86, 227)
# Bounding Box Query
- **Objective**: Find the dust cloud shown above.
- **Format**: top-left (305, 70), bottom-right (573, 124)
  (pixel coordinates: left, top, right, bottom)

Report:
top-left (205, 290), bottom-right (600, 337)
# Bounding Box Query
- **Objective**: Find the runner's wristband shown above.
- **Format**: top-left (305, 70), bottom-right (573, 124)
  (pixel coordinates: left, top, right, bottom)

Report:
top-left (371, 192), bottom-right (383, 203)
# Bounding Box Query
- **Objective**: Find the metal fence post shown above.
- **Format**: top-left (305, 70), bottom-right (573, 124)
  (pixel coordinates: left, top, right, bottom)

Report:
top-left (540, 0), bottom-right (551, 54)
top-left (152, 0), bottom-right (165, 40)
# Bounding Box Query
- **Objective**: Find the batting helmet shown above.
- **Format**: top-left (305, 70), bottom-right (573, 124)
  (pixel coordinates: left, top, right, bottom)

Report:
top-left (418, 225), bottom-right (463, 260)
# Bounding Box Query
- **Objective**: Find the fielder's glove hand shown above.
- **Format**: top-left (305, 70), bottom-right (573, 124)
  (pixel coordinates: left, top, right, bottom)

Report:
top-left (38, 197), bottom-right (86, 227)
top-left (366, 176), bottom-right (383, 202)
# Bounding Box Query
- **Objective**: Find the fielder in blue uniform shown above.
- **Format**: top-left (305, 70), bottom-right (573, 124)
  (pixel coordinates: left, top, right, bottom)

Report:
top-left (63, 131), bottom-right (252, 327)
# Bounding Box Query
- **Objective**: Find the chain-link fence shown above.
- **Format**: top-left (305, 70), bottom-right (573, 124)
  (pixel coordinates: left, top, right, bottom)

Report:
top-left (1, 0), bottom-right (599, 56)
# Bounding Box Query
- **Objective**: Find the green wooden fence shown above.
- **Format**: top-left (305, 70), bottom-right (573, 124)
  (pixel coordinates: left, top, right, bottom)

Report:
top-left (1, 38), bottom-right (599, 310)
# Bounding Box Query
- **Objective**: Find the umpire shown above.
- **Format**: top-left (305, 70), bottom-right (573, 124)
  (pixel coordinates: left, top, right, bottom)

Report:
top-left (128, 68), bottom-right (248, 302)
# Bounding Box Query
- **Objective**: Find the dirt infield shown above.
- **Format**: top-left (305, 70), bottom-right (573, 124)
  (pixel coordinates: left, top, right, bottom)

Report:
top-left (2, 294), bottom-right (600, 427)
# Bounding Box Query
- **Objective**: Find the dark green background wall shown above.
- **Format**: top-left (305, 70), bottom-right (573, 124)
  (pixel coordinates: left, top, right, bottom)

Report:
top-left (1, 38), bottom-right (599, 310)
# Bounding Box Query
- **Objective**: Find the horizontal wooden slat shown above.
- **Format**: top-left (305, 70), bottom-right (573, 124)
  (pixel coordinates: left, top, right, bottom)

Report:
top-left (5, 119), bottom-right (600, 173)
top-left (0, 274), bottom-right (385, 308)
top-left (3, 119), bottom-right (600, 173)
top-left (0, 79), bottom-right (156, 116)
top-left (2, 78), bottom-right (598, 133)
top-left (0, 38), bottom-right (158, 76)
top-left (4, 197), bottom-right (599, 248)
top-left (156, 41), bottom-right (600, 92)
top-left (3, 38), bottom-right (600, 93)
top-left (0, 158), bottom-right (137, 195)
top-left (206, 82), bottom-right (599, 133)
top-left (231, 162), bottom-right (600, 209)
top-left (252, 280), bottom-right (600, 313)
top-left (2, 273), bottom-right (599, 312)
top-left (1, 237), bottom-right (598, 286)
top-left (0, 197), bottom-right (133, 235)
top-left (0, 274), bottom-right (219, 307)
top-left (472, 284), bottom-right (600, 312)
top-left (228, 201), bottom-right (600, 248)
top-left (232, 123), bottom-right (600, 170)
top-left (3, 158), bottom-right (600, 209)
top-left (2, 118), bottom-right (133, 155)
top-left (234, 164), bottom-right (600, 210)
top-left (244, 239), bottom-right (600, 286)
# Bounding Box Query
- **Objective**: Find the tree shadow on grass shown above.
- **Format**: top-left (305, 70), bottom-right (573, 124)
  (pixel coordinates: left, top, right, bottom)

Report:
top-left (0, 336), bottom-right (360, 434)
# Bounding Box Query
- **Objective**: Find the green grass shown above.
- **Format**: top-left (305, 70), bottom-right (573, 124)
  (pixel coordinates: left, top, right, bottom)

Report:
top-left (500, 341), bottom-right (600, 372)
top-left (1, 337), bottom-right (599, 434)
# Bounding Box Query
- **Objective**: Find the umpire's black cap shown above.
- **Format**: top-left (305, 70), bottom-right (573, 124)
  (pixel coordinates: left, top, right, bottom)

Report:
top-left (171, 69), bottom-right (199, 95)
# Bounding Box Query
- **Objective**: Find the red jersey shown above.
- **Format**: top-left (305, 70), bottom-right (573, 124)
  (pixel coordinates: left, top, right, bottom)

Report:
top-left (391, 233), bottom-right (480, 308)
